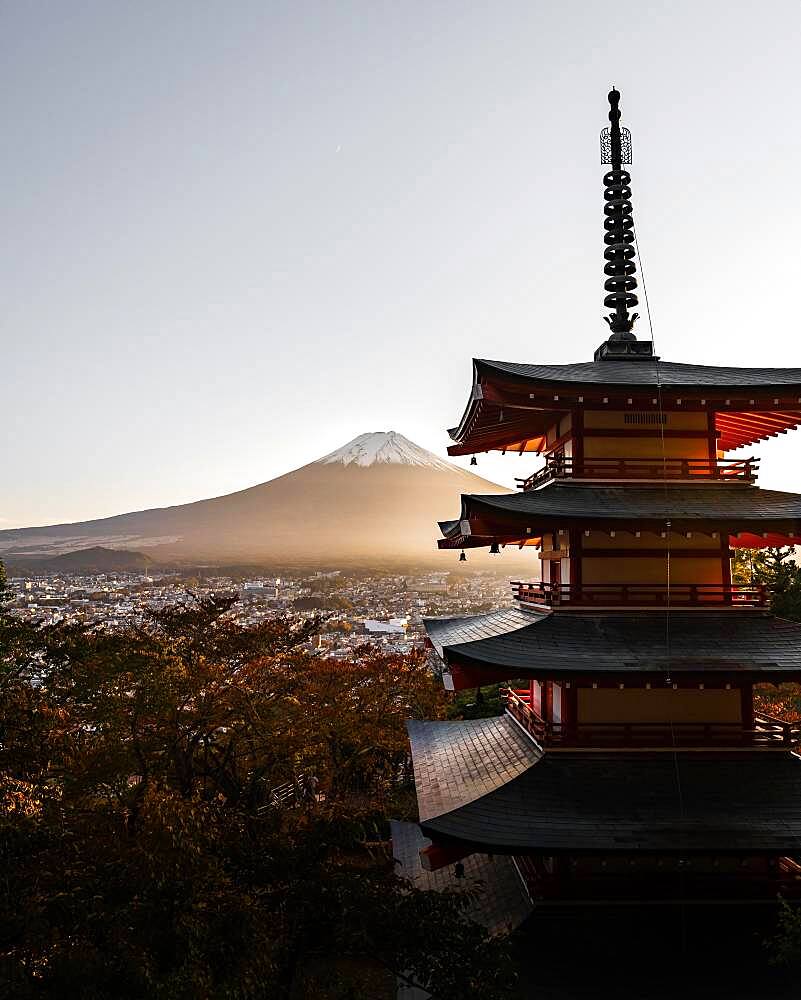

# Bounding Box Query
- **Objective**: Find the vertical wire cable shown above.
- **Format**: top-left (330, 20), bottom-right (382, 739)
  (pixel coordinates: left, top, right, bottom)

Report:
top-left (634, 223), bottom-right (688, 952)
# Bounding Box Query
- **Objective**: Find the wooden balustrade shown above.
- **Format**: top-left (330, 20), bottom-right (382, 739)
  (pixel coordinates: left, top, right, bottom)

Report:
top-left (516, 456), bottom-right (758, 490)
top-left (511, 581), bottom-right (768, 609)
top-left (501, 689), bottom-right (801, 749)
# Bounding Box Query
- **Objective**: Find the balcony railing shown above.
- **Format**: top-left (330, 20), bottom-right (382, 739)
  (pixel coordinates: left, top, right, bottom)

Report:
top-left (516, 456), bottom-right (758, 491)
top-left (502, 688), bottom-right (801, 749)
top-left (512, 581), bottom-right (768, 610)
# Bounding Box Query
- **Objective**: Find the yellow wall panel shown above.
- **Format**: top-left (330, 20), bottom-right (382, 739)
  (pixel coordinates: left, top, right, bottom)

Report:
top-left (581, 557), bottom-right (723, 585)
top-left (577, 688), bottom-right (742, 724)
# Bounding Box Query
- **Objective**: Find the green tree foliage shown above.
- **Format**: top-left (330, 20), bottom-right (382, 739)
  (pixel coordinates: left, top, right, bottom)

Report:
top-left (0, 595), bottom-right (515, 999)
top-left (732, 546), bottom-right (801, 620)
top-left (766, 900), bottom-right (801, 968)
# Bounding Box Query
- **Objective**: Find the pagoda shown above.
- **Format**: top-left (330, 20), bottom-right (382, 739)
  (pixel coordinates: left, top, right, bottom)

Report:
top-left (401, 89), bottom-right (801, 915)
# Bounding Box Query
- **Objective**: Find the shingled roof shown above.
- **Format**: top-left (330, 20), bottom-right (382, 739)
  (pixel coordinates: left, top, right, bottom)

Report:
top-left (440, 483), bottom-right (801, 543)
top-left (424, 609), bottom-right (801, 679)
top-left (408, 718), bottom-right (801, 853)
top-left (476, 357), bottom-right (801, 389)
top-left (406, 716), bottom-right (541, 822)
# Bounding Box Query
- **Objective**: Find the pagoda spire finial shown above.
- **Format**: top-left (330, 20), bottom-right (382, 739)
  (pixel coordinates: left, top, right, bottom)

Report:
top-left (594, 89), bottom-right (653, 361)
top-left (601, 88), bottom-right (639, 339)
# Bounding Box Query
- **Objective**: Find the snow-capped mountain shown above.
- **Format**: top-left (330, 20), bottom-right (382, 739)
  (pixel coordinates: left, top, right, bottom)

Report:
top-left (0, 432), bottom-right (523, 568)
top-left (318, 432), bottom-right (456, 472)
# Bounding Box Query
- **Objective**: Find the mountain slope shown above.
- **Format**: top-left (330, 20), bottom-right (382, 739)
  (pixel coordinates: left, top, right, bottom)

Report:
top-left (9, 546), bottom-right (155, 574)
top-left (0, 432), bottom-right (522, 568)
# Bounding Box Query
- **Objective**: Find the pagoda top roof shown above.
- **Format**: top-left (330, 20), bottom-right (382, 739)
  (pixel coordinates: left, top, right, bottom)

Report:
top-left (448, 358), bottom-right (801, 454)
top-left (424, 608), bottom-right (801, 681)
top-left (409, 718), bottom-right (801, 853)
top-left (474, 357), bottom-right (801, 390)
top-left (439, 483), bottom-right (801, 546)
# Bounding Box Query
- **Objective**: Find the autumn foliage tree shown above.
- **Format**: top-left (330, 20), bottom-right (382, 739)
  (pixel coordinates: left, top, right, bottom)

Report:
top-left (0, 586), bottom-right (515, 999)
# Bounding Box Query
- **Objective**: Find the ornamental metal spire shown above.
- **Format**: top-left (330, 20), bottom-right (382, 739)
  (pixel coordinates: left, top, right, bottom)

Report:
top-left (594, 88), bottom-right (654, 361)
top-left (601, 88), bottom-right (638, 337)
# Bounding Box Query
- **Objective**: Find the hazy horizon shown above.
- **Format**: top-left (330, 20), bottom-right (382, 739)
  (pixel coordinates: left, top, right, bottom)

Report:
top-left (5, 1), bottom-right (801, 530)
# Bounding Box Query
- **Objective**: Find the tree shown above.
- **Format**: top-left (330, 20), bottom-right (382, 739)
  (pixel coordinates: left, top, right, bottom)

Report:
top-left (0, 595), bottom-right (514, 999)
top-left (733, 548), bottom-right (801, 722)
top-left (732, 546), bottom-right (801, 621)
top-left (766, 899), bottom-right (801, 968)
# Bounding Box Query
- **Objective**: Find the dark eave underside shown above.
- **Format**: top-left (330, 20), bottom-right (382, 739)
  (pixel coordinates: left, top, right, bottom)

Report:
top-left (423, 609), bottom-right (801, 677)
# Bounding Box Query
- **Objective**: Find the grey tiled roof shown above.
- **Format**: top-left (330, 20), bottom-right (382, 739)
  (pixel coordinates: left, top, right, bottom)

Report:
top-left (424, 609), bottom-right (801, 676)
top-left (390, 820), bottom-right (533, 936)
top-left (406, 717), bottom-right (542, 823)
top-left (478, 357), bottom-right (801, 389)
top-left (420, 749), bottom-right (801, 853)
top-left (424, 606), bottom-right (542, 657)
top-left (449, 483), bottom-right (801, 527)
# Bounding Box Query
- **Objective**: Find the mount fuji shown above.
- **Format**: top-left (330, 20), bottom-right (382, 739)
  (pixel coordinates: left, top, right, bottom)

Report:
top-left (0, 432), bottom-right (519, 569)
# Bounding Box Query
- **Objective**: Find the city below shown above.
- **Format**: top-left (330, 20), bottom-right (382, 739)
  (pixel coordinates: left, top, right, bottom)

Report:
top-left (6, 567), bottom-right (510, 659)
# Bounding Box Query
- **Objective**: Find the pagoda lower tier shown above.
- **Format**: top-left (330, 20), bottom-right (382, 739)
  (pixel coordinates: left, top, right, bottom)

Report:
top-left (405, 717), bottom-right (801, 905)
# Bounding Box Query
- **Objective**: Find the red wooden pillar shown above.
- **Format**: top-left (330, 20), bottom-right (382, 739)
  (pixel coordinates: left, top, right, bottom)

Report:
top-left (570, 528), bottom-right (583, 594)
top-left (720, 533), bottom-right (732, 595)
top-left (563, 683), bottom-right (578, 742)
top-left (544, 681), bottom-right (554, 724)
top-left (707, 410), bottom-right (719, 465)
top-left (572, 407), bottom-right (584, 475)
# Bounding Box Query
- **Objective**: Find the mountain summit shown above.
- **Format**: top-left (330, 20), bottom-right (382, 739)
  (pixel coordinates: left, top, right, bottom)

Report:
top-left (0, 433), bottom-right (521, 568)
top-left (318, 432), bottom-right (454, 471)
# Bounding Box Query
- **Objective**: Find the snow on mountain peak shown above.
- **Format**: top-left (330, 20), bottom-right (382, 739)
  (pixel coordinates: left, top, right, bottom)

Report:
top-left (317, 432), bottom-right (456, 471)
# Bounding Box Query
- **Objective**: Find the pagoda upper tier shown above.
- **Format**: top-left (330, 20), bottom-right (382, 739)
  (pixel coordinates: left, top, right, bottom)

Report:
top-left (449, 357), bottom-right (801, 455)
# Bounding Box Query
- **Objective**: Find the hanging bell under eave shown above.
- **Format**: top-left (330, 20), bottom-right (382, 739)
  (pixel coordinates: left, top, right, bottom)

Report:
top-left (459, 550), bottom-right (467, 562)
top-left (470, 455), bottom-right (477, 466)
top-left (489, 541), bottom-right (500, 555)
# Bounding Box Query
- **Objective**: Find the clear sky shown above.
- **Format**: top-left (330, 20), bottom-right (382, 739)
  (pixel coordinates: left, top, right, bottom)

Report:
top-left (4, 1), bottom-right (801, 529)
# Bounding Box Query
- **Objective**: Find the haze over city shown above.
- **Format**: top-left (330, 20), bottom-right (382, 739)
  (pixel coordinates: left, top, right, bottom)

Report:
top-left (4, 1), bottom-right (801, 530)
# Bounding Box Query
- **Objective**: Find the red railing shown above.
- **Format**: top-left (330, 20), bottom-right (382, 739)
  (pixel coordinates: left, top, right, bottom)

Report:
top-left (516, 456), bottom-right (758, 491)
top-left (511, 581), bottom-right (768, 609)
top-left (502, 688), bottom-right (801, 749)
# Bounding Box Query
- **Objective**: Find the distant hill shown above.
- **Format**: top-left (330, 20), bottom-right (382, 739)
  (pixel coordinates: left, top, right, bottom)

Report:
top-left (0, 432), bottom-right (530, 570)
top-left (7, 546), bottom-right (154, 575)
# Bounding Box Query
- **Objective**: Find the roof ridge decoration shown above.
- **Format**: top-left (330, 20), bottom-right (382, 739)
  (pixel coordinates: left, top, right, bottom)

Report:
top-left (595, 88), bottom-right (654, 362)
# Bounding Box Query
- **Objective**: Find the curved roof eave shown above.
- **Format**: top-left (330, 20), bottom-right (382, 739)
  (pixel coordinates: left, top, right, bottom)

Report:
top-left (420, 751), bottom-right (801, 854)
top-left (425, 608), bottom-right (801, 679)
top-left (447, 484), bottom-right (801, 529)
